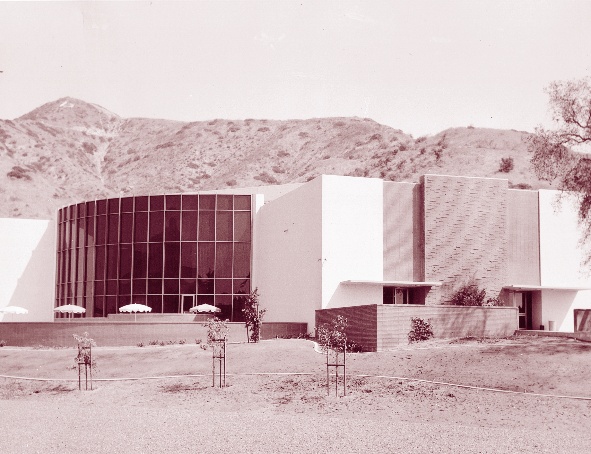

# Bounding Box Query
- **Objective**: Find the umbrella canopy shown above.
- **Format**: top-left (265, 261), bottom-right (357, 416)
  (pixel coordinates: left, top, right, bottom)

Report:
top-left (189, 304), bottom-right (220, 313)
top-left (0, 306), bottom-right (29, 315)
top-left (119, 304), bottom-right (152, 314)
top-left (53, 304), bottom-right (86, 314)
top-left (119, 303), bottom-right (152, 321)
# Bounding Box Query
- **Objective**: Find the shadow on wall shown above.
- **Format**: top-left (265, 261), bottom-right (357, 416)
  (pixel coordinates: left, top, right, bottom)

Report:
top-left (5, 221), bottom-right (55, 322)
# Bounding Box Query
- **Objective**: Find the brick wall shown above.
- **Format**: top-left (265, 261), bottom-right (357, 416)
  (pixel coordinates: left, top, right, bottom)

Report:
top-left (422, 175), bottom-right (508, 304)
top-left (0, 322), bottom-right (307, 347)
top-left (316, 304), bottom-right (517, 352)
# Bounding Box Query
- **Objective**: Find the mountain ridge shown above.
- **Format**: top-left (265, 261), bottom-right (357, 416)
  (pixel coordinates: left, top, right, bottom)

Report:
top-left (0, 97), bottom-right (550, 219)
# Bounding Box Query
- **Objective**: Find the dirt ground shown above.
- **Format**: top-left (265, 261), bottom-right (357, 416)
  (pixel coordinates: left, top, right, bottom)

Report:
top-left (0, 336), bottom-right (590, 453)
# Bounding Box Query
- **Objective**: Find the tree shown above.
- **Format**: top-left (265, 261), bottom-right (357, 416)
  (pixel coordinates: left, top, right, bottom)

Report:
top-left (242, 288), bottom-right (266, 343)
top-left (527, 77), bottom-right (591, 266)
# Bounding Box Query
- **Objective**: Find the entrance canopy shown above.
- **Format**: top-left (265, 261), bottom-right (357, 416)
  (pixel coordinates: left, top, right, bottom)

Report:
top-left (503, 284), bottom-right (591, 291)
top-left (341, 280), bottom-right (442, 287)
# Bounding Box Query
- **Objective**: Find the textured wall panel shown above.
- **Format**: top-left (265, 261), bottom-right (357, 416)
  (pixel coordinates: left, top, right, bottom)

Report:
top-left (383, 182), bottom-right (423, 281)
top-left (507, 189), bottom-right (540, 285)
top-left (316, 305), bottom-right (378, 352)
top-left (422, 175), bottom-right (508, 304)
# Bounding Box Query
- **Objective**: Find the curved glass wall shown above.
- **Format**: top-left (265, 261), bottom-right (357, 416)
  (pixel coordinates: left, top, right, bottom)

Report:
top-left (56, 194), bottom-right (252, 321)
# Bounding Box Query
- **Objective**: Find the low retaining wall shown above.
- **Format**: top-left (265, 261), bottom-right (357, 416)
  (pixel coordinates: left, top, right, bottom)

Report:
top-left (0, 321), bottom-right (307, 347)
top-left (316, 304), bottom-right (518, 352)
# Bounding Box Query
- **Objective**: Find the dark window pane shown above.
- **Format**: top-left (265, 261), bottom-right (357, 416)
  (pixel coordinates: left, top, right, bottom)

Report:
top-left (148, 279), bottom-right (163, 294)
top-left (118, 295), bottom-right (131, 308)
top-left (97, 199), bottom-right (107, 215)
top-left (107, 245), bottom-right (118, 280)
top-left (77, 203), bottom-right (85, 218)
top-left (94, 281), bottom-right (105, 296)
top-left (86, 247), bottom-right (95, 282)
top-left (86, 201), bottom-right (95, 216)
top-left (215, 295), bottom-right (232, 320)
top-left (233, 243), bottom-right (251, 278)
top-left (133, 243), bottom-right (147, 279)
top-left (135, 196), bottom-right (149, 211)
top-left (163, 295), bottom-right (179, 313)
top-left (198, 278), bottom-right (214, 294)
top-left (121, 197), bottom-right (134, 212)
top-left (121, 213), bottom-right (133, 243)
top-left (150, 195), bottom-right (164, 211)
top-left (198, 242), bottom-right (215, 278)
top-left (215, 279), bottom-right (232, 294)
top-left (165, 211), bottom-right (181, 242)
top-left (180, 279), bottom-right (196, 294)
top-left (96, 216), bottom-right (106, 245)
top-left (105, 296), bottom-right (117, 315)
top-left (234, 212), bottom-right (251, 242)
top-left (133, 279), bottom-right (147, 294)
top-left (108, 198), bottom-right (119, 214)
top-left (147, 295), bottom-right (162, 313)
top-left (95, 246), bottom-right (106, 280)
top-left (215, 243), bottom-right (232, 278)
top-left (182, 194), bottom-right (199, 211)
top-left (119, 279), bottom-right (131, 295)
top-left (164, 242), bottom-right (180, 278)
top-left (199, 195), bottom-right (215, 210)
top-left (134, 212), bottom-right (148, 243)
top-left (198, 211), bottom-right (215, 240)
top-left (216, 212), bottom-right (233, 241)
top-left (181, 211), bottom-right (198, 241)
top-left (181, 242), bottom-right (197, 278)
top-left (234, 279), bottom-right (249, 294)
top-left (120, 244), bottom-right (132, 279)
top-left (106, 280), bottom-right (118, 295)
top-left (217, 195), bottom-right (232, 210)
top-left (93, 296), bottom-right (104, 317)
top-left (148, 243), bottom-right (163, 278)
top-left (149, 211), bottom-right (164, 242)
top-left (166, 194), bottom-right (181, 210)
top-left (86, 217), bottom-right (95, 247)
top-left (132, 294), bottom-right (147, 305)
top-left (164, 279), bottom-right (179, 294)
top-left (77, 220), bottom-right (85, 248)
top-left (232, 295), bottom-right (246, 322)
top-left (108, 214), bottom-right (119, 244)
top-left (197, 294), bottom-right (214, 305)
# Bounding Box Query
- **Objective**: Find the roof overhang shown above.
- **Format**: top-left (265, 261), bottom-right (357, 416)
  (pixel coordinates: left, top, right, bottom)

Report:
top-left (503, 284), bottom-right (591, 291)
top-left (341, 280), bottom-right (442, 288)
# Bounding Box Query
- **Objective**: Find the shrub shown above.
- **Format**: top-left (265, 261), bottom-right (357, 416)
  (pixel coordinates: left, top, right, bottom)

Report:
top-left (408, 317), bottom-right (434, 343)
top-left (0, 340), bottom-right (6, 347)
top-left (204, 318), bottom-right (229, 345)
top-left (499, 157), bottom-right (514, 173)
top-left (449, 282), bottom-right (486, 306)
top-left (316, 315), bottom-right (348, 353)
top-left (242, 288), bottom-right (266, 343)
top-left (137, 342), bottom-right (145, 347)
top-left (7, 166), bottom-right (31, 181)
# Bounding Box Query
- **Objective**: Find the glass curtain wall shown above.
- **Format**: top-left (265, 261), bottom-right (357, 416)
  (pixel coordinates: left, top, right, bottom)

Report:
top-left (56, 194), bottom-right (252, 321)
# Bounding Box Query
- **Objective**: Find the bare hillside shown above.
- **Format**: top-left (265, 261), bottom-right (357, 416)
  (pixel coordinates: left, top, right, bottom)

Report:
top-left (0, 97), bottom-right (549, 219)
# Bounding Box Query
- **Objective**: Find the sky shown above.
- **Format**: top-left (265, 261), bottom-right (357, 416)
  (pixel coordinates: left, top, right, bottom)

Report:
top-left (0, 1), bottom-right (590, 137)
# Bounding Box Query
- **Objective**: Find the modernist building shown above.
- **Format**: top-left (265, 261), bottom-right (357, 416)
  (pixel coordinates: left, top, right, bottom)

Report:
top-left (2, 174), bottom-right (591, 340)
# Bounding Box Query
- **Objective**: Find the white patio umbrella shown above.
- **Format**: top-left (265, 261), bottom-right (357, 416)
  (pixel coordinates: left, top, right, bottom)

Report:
top-left (0, 305), bottom-right (28, 321)
top-left (119, 303), bottom-right (152, 321)
top-left (189, 304), bottom-right (220, 314)
top-left (53, 304), bottom-right (86, 320)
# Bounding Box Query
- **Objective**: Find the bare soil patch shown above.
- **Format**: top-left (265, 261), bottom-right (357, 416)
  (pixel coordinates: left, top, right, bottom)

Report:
top-left (0, 336), bottom-right (590, 453)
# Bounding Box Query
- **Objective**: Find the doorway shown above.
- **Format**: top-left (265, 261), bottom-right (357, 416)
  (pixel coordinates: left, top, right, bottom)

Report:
top-left (181, 294), bottom-right (195, 314)
top-left (515, 292), bottom-right (533, 330)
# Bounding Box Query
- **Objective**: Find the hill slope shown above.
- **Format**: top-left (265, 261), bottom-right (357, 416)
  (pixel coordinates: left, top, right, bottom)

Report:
top-left (0, 97), bottom-right (550, 219)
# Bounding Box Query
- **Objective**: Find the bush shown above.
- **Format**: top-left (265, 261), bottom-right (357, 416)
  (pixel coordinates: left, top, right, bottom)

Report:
top-left (316, 315), bottom-right (348, 353)
top-left (449, 282), bottom-right (486, 306)
top-left (408, 317), bottom-right (433, 343)
top-left (499, 157), bottom-right (514, 173)
top-left (242, 288), bottom-right (266, 343)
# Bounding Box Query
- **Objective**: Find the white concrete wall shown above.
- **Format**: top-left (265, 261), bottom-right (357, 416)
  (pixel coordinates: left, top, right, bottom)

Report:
top-left (252, 178), bottom-right (323, 332)
top-left (322, 175), bottom-right (384, 309)
top-left (0, 218), bottom-right (55, 322)
top-left (539, 190), bottom-right (591, 331)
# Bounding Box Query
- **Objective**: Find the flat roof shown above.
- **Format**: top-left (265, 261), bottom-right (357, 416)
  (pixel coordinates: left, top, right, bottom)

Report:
top-left (342, 280), bottom-right (442, 287)
top-left (503, 284), bottom-right (591, 291)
